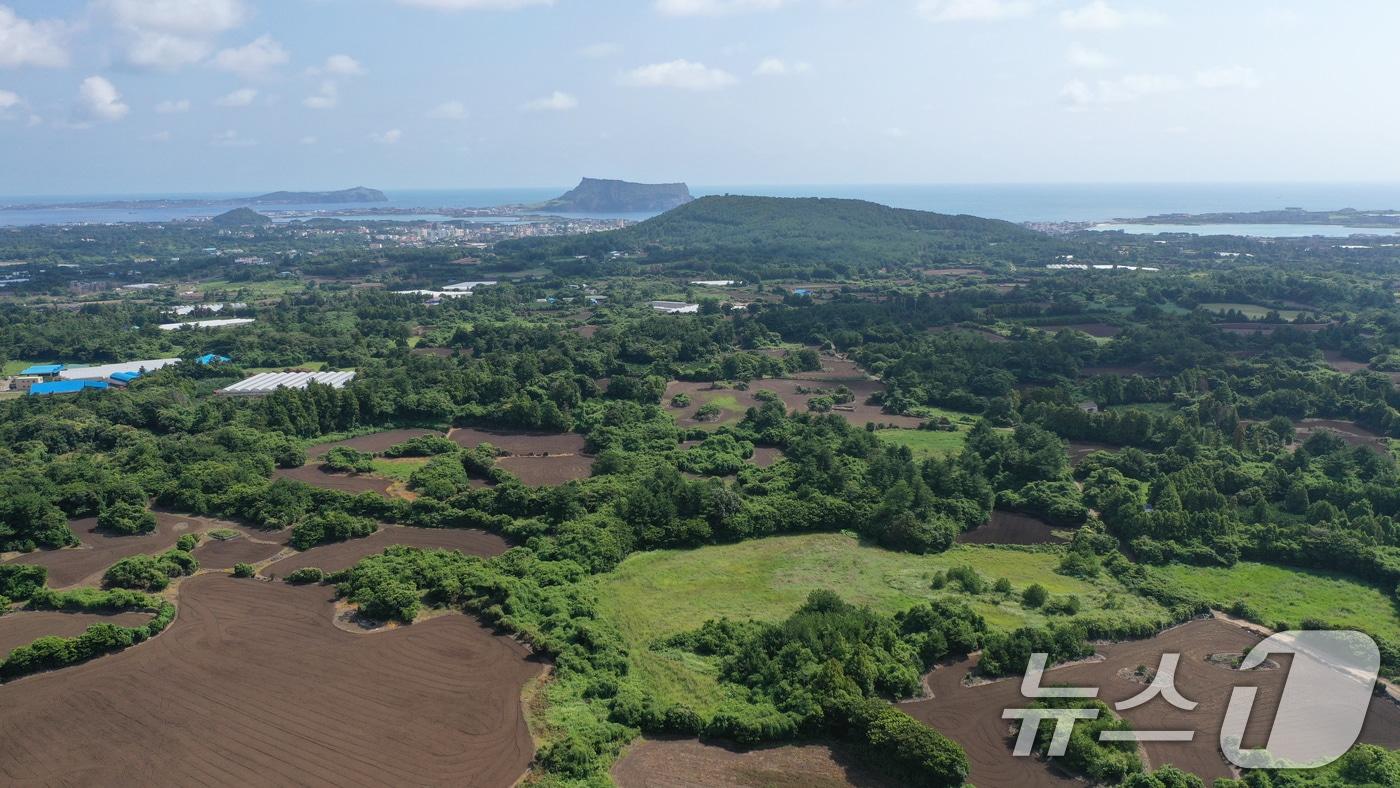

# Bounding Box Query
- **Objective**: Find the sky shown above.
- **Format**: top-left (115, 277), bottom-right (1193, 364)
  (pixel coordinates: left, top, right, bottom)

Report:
top-left (1, 0), bottom-right (1398, 195)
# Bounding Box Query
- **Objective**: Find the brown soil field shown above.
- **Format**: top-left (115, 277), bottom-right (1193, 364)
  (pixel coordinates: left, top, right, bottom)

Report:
top-left (575, 324), bottom-right (600, 338)
top-left (754, 349), bottom-right (869, 381)
top-left (273, 464), bottom-right (396, 496)
top-left (0, 574), bottom-right (543, 787)
top-left (0, 610), bottom-right (154, 657)
top-left (1322, 350), bottom-right (1369, 374)
top-left (665, 379), bottom-right (924, 430)
top-left (262, 524), bottom-right (508, 578)
top-left (1050, 322), bottom-right (1122, 338)
top-left (956, 511), bottom-right (1066, 545)
top-left (902, 618), bottom-right (1400, 786)
top-left (447, 427), bottom-right (588, 456)
top-left (409, 346), bottom-right (457, 359)
top-left (1080, 364), bottom-right (1161, 378)
top-left (303, 428), bottom-right (445, 459)
top-left (923, 267), bottom-right (986, 277)
top-left (1068, 440), bottom-right (1119, 465)
top-left (751, 446), bottom-right (784, 468)
top-left (496, 454), bottom-right (594, 485)
top-left (1296, 419), bottom-right (1388, 452)
top-left (1218, 323), bottom-right (1330, 335)
top-left (193, 533), bottom-right (287, 570)
top-left (3, 511), bottom-right (262, 589)
top-left (612, 737), bottom-right (898, 788)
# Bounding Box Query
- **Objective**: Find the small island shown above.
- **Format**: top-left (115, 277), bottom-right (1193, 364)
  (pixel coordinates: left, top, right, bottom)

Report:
top-left (535, 178), bottom-right (693, 213)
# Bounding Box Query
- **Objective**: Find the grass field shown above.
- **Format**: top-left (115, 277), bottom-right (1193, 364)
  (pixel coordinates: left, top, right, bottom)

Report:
top-left (1198, 302), bottom-right (1305, 321)
top-left (876, 427), bottom-right (967, 458)
top-left (369, 457), bottom-right (429, 481)
top-left (1151, 561), bottom-right (1400, 641)
top-left (1, 359), bottom-right (47, 375)
top-left (595, 532), bottom-right (1166, 713)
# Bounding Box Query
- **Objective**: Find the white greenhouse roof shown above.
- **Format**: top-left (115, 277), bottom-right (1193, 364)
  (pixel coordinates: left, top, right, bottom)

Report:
top-left (218, 371), bottom-right (356, 395)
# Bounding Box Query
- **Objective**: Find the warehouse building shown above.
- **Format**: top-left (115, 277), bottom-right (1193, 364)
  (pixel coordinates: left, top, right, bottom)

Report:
top-left (29, 380), bottom-right (109, 396)
top-left (217, 371), bottom-right (356, 396)
top-left (59, 358), bottom-right (181, 382)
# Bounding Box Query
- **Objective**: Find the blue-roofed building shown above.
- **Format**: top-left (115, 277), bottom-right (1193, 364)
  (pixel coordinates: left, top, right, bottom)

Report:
top-left (29, 380), bottom-right (109, 396)
top-left (19, 363), bottom-right (64, 377)
top-left (109, 371), bottom-right (142, 384)
top-left (196, 354), bottom-right (231, 365)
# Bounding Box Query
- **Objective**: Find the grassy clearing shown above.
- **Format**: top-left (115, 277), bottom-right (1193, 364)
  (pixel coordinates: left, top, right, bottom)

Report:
top-left (1, 359), bottom-right (48, 375)
top-left (1151, 561), bottom-right (1400, 641)
top-left (876, 428), bottom-right (967, 459)
top-left (369, 457), bottom-right (429, 481)
top-left (1198, 302), bottom-right (1305, 321)
top-left (595, 532), bottom-right (1165, 713)
top-left (198, 279), bottom-right (307, 297)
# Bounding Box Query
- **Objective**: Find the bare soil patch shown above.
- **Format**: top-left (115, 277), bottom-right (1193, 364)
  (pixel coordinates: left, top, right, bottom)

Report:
top-left (902, 618), bottom-right (1400, 786)
top-left (665, 379), bottom-right (923, 430)
top-left (263, 524), bottom-right (508, 578)
top-left (1322, 351), bottom-right (1369, 374)
top-left (3, 512), bottom-right (261, 589)
top-left (496, 454), bottom-right (594, 485)
top-left (1050, 322), bottom-right (1122, 338)
top-left (303, 428), bottom-right (445, 459)
top-left (1296, 419), bottom-right (1388, 452)
top-left (1068, 440), bottom-right (1119, 465)
top-left (409, 346), bottom-right (457, 359)
top-left (0, 574), bottom-right (542, 787)
top-left (923, 267), bottom-right (986, 277)
top-left (447, 428), bottom-right (588, 456)
top-left (1218, 323), bottom-right (1330, 335)
top-left (193, 533), bottom-right (286, 570)
top-left (0, 610), bottom-right (154, 657)
top-left (273, 464), bottom-right (395, 496)
top-left (612, 737), bottom-right (897, 788)
top-left (956, 511), bottom-right (1066, 545)
top-left (751, 446), bottom-right (784, 468)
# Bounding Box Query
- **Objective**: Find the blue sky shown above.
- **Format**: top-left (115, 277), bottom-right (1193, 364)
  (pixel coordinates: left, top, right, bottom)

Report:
top-left (1, 0), bottom-right (1397, 194)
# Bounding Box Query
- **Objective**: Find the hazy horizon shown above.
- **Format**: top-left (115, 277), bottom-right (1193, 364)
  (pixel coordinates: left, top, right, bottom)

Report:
top-left (5, 1), bottom-right (1400, 194)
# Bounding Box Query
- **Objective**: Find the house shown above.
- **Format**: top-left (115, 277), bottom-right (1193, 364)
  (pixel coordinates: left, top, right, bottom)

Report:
top-left (19, 364), bottom-right (64, 379)
top-left (29, 380), bottom-right (109, 396)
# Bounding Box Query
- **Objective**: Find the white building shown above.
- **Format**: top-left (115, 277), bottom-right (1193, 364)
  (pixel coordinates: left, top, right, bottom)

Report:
top-left (649, 300), bottom-right (700, 314)
top-left (158, 318), bottom-right (256, 331)
top-left (218, 371), bottom-right (357, 396)
top-left (690, 280), bottom-right (740, 287)
top-left (169, 302), bottom-right (247, 316)
top-left (59, 358), bottom-right (181, 381)
top-left (442, 280), bottom-right (497, 291)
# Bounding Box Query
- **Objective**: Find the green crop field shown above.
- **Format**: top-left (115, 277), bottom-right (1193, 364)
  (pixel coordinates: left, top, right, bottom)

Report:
top-left (1198, 302), bottom-right (1305, 321)
top-left (595, 532), bottom-right (1165, 713)
top-left (875, 427), bottom-right (967, 458)
top-left (1151, 561), bottom-right (1400, 641)
top-left (369, 457), bottom-right (429, 481)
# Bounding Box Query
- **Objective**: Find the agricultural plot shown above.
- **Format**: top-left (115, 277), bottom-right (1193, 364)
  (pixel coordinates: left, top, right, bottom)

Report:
top-left (612, 737), bottom-right (897, 788)
top-left (0, 575), bottom-right (542, 787)
top-left (0, 610), bottom-right (154, 658)
top-left (262, 524), bottom-right (508, 577)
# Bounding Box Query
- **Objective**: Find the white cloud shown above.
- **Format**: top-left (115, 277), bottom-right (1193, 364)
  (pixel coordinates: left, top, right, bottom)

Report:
top-left (155, 98), bottom-right (190, 113)
top-left (1059, 1), bottom-right (1164, 31)
top-left (299, 135), bottom-right (317, 145)
top-left (1067, 42), bottom-right (1110, 69)
top-left (212, 35), bottom-right (289, 77)
top-left (215, 87), bottom-right (259, 107)
top-left (302, 81), bottom-right (338, 109)
top-left (621, 59), bottom-right (736, 90)
top-left (579, 42), bottom-right (621, 59)
top-left (754, 57), bottom-right (811, 76)
top-left (1060, 73), bottom-right (1183, 106)
top-left (310, 54), bottom-right (365, 77)
top-left (395, 0), bottom-right (553, 9)
top-left (76, 76), bottom-right (129, 122)
top-left (0, 88), bottom-right (20, 117)
top-left (103, 0), bottom-right (247, 35)
top-left (522, 90), bottom-right (578, 111)
top-left (915, 0), bottom-right (1032, 23)
top-left (0, 6), bottom-right (69, 68)
top-left (654, 0), bottom-right (790, 15)
top-left (124, 32), bottom-right (211, 70)
top-left (1195, 65), bottom-right (1259, 90)
top-left (427, 100), bottom-right (468, 119)
top-left (211, 129), bottom-right (256, 147)
top-left (147, 130), bottom-right (172, 142)
top-left (369, 128), bottom-right (403, 144)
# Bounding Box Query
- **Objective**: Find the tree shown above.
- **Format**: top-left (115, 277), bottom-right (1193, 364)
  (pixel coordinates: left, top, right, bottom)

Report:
top-left (97, 500), bottom-right (156, 536)
top-left (1022, 583), bottom-right (1048, 609)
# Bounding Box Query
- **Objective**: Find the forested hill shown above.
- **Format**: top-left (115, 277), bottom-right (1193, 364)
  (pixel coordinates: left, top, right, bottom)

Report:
top-left (498, 195), bottom-right (1067, 278)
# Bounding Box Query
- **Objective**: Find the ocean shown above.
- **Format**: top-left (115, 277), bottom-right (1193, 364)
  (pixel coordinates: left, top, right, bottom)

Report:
top-left (2, 183), bottom-right (1398, 232)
